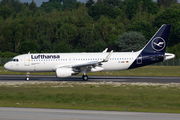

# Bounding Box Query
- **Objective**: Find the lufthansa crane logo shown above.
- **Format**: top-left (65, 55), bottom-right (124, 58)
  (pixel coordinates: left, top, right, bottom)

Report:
top-left (151, 37), bottom-right (166, 51)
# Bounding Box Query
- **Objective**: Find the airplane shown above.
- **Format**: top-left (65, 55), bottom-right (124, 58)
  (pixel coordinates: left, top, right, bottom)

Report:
top-left (4, 24), bottom-right (175, 81)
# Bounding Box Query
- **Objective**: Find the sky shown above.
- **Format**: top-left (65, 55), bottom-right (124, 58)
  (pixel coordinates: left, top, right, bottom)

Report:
top-left (20, 0), bottom-right (180, 7)
top-left (20, 0), bottom-right (86, 7)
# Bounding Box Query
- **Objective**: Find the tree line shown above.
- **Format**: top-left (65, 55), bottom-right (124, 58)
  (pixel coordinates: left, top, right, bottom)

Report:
top-left (0, 0), bottom-right (180, 58)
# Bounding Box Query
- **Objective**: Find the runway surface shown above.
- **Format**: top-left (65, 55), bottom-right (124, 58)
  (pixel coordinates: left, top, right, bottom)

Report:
top-left (0, 107), bottom-right (180, 120)
top-left (0, 75), bottom-right (180, 83)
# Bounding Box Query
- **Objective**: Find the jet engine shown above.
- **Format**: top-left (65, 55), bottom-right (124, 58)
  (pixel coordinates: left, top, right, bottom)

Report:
top-left (90, 66), bottom-right (104, 72)
top-left (56, 68), bottom-right (74, 78)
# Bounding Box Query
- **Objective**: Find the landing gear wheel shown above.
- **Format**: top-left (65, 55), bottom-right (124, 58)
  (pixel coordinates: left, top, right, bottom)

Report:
top-left (25, 77), bottom-right (29, 81)
top-left (82, 75), bottom-right (88, 81)
top-left (26, 72), bottom-right (30, 81)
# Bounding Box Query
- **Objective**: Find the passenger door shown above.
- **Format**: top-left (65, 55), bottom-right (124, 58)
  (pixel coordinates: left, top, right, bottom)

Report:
top-left (24, 55), bottom-right (30, 66)
top-left (137, 54), bottom-right (142, 64)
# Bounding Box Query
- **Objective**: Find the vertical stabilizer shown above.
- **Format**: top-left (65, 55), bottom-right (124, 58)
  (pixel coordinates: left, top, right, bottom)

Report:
top-left (141, 24), bottom-right (171, 54)
top-left (128, 24), bottom-right (172, 69)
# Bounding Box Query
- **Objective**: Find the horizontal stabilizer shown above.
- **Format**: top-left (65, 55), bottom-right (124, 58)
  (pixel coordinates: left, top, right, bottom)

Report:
top-left (164, 53), bottom-right (175, 61)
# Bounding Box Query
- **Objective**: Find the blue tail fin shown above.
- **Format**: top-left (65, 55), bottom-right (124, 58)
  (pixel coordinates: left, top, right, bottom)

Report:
top-left (141, 24), bottom-right (171, 54)
top-left (128, 24), bottom-right (171, 69)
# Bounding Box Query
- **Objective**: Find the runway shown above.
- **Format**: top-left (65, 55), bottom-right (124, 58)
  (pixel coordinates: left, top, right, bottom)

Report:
top-left (0, 107), bottom-right (180, 120)
top-left (0, 75), bottom-right (180, 83)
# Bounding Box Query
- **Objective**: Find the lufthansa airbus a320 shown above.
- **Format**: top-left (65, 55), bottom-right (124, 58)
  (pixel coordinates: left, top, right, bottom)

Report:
top-left (4, 24), bottom-right (175, 81)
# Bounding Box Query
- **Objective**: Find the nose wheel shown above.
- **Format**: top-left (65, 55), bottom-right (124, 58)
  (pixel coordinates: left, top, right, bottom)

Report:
top-left (25, 72), bottom-right (30, 81)
top-left (25, 77), bottom-right (29, 81)
top-left (82, 74), bottom-right (88, 81)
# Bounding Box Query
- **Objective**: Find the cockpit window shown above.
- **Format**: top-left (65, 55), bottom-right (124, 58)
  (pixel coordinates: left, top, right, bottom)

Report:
top-left (12, 59), bottom-right (19, 62)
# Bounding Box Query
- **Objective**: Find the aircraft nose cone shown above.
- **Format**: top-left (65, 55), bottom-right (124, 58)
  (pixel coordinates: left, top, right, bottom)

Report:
top-left (4, 63), bottom-right (10, 70)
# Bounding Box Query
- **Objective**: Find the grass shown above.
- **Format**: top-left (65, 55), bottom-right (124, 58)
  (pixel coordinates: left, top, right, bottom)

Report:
top-left (1, 66), bottom-right (180, 76)
top-left (0, 82), bottom-right (180, 113)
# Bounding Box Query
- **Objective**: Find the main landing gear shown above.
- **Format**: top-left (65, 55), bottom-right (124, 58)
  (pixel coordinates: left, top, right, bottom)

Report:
top-left (25, 72), bottom-right (30, 81)
top-left (82, 74), bottom-right (88, 81)
top-left (81, 68), bottom-right (88, 81)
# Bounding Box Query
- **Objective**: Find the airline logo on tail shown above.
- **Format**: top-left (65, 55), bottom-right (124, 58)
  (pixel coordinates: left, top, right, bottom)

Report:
top-left (151, 37), bottom-right (166, 51)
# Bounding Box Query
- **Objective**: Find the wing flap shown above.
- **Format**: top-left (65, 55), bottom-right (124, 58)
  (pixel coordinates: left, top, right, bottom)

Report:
top-left (72, 61), bottom-right (99, 68)
top-left (53, 61), bottom-right (99, 70)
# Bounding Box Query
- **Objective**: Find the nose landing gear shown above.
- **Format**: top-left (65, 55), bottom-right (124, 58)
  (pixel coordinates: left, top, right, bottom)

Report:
top-left (25, 72), bottom-right (30, 81)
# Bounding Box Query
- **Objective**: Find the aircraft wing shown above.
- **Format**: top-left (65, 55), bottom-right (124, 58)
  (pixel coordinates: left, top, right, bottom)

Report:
top-left (72, 61), bottom-right (99, 68)
top-left (70, 50), bottom-right (113, 68)
top-left (53, 50), bottom-right (113, 70)
top-left (102, 50), bottom-right (113, 62)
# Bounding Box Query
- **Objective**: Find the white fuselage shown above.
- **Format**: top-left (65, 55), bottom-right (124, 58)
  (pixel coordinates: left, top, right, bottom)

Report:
top-left (4, 52), bottom-right (140, 72)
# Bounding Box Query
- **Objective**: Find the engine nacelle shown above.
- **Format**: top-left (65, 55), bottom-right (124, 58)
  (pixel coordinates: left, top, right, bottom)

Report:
top-left (89, 66), bottom-right (104, 72)
top-left (56, 68), bottom-right (74, 78)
